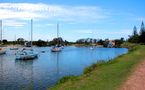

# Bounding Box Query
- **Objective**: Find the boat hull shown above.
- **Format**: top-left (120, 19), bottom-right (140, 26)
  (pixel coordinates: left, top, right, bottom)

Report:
top-left (10, 48), bottom-right (19, 50)
top-left (51, 47), bottom-right (61, 52)
top-left (15, 50), bottom-right (38, 60)
top-left (16, 54), bottom-right (38, 60)
top-left (0, 50), bottom-right (6, 55)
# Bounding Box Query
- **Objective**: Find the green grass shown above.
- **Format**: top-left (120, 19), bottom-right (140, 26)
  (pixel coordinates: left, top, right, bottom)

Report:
top-left (50, 45), bottom-right (145, 90)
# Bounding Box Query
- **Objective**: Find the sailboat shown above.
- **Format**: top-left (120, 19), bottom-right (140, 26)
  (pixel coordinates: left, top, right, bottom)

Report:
top-left (0, 20), bottom-right (6, 55)
top-left (15, 19), bottom-right (38, 60)
top-left (51, 23), bottom-right (62, 52)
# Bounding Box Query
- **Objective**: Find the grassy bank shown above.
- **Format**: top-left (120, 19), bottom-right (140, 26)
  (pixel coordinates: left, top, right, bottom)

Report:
top-left (50, 45), bottom-right (145, 90)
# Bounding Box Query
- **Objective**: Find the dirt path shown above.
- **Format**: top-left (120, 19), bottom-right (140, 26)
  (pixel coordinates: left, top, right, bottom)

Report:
top-left (120, 60), bottom-right (145, 90)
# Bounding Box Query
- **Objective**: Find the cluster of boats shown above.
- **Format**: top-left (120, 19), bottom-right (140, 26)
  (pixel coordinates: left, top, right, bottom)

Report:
top-left (0, 19), bottom-right (63, 60)
top-left (0, 45), bottom-right (63, 60)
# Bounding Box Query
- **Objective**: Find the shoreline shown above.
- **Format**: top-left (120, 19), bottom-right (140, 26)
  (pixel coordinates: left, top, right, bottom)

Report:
top-left (49, 45), bottom-right (145, 90)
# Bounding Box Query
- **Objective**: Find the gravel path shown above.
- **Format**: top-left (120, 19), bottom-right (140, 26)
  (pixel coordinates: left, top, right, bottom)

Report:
top-left (120, 60), bottom-right (145, 90)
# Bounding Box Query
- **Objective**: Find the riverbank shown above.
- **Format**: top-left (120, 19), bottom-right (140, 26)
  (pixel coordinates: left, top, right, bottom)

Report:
top-left (120, 57), bottom-right (145, 90)
top-left (50, 45), bottom-right (145, 90)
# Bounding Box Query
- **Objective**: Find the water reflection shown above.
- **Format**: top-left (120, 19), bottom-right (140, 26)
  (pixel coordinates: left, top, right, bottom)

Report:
top-left (15, 60), bottom-right (34, 90)
top-left (0, 55), bottom-right (4, 90)
top-left (0, 47), bottom-right (128, 90)
top-left (56, 52), bottom-right (60, 80)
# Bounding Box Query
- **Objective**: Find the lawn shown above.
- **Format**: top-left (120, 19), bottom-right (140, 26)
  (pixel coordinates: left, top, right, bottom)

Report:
top-left (50, 45), bottom-right (145, 90)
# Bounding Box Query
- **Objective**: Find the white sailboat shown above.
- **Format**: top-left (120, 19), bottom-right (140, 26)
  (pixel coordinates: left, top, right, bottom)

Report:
top-left (51, 23), bottom-right (62, 52)
top-left (15, 19), bottom-right (38, 60)
top-left (0, 20), bottom-right (6, 55)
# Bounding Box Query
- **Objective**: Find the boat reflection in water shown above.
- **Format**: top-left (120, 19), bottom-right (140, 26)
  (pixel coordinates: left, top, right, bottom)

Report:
top-left (14, 51), bottom-right (61, 90)
top-left (0, 47), bottom-right (128, 90)
top-left (14, 59), bottom-right (34, 90)
top-left (0, 55), bottom-right (4, 90)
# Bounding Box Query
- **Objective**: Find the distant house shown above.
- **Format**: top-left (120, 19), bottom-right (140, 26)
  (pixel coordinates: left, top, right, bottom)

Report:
top-left (107, 40), bottom-right (115, 48)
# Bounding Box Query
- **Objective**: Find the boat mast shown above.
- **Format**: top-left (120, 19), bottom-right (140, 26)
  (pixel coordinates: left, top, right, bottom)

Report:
top-left (15, 35), bottom-right (16, 44)
top-left (0, 20), bottom-right (2, 45)
top-left (57, 23), bottom-right (59, 46)
top-left (31, 19), bottom-right (33, 47)
top-left (57, 22), bottom-right (59, 38)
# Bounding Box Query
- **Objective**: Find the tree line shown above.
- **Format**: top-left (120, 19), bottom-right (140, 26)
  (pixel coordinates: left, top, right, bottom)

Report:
top-left (128, 21), bottom-right (145, 44)
top-left (1, 21), bottom-right (144, 47)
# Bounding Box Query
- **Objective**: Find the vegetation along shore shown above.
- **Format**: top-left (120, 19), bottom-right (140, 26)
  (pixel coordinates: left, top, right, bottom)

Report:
top-left (49, 45), bottom-right (145, 90)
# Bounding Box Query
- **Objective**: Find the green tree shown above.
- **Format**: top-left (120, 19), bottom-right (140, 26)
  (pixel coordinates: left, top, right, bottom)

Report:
top-left (139, 21), bottom-right (145, 44)
top-left (17, 38), bottom-right (25, 45)
top-left (133, 26), bottom-right (138, 36)
top-left (128, 26), bottom-right (139, 43)
top-left (140, 21), bottom-right (145, 35)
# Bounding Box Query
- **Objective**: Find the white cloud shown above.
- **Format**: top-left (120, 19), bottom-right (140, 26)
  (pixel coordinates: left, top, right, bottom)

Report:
top-left (3, 20), bottom-right (27, 27)
top-left (0, 3), bottom-right (108, 22)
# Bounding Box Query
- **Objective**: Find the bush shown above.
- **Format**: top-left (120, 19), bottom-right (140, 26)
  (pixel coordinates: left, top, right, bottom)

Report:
top-left (121, 42), bottom-right (138, 51)
top-left (57, 76), bottom-right (78, 84)
top-left (83, 60), bottom-right (106, 74)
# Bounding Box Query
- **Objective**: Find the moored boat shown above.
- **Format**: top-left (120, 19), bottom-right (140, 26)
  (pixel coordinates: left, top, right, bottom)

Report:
top-left (15, 19), bottom-right (38, 60)
top-left (16, 49), bottom-right (38, 60)
top-left (51, 46), bottom-right (61, 52)
top-left (10, 47), bottom-right (19, 50)
top-left (51, 23), bottom-right (62, 52)
top-left (0, 20), bottom-right (6, 55)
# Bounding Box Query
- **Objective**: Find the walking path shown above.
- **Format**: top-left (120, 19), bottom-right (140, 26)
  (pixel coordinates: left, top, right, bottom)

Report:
top-left (120, 60), bottom-right (145, 90)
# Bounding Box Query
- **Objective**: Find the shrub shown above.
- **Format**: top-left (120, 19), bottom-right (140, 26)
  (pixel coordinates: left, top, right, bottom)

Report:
top-left (57, 76), bottom-right (78, 84)
top-left (83, 60), bottom-right (106, 74)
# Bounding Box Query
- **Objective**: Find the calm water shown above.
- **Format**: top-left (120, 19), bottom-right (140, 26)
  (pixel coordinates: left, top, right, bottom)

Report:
top-left (0, 46), bottom-right (128, 90)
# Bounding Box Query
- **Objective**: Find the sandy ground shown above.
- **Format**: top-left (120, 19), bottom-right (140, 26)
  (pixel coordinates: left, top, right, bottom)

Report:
top-left (120, 60), bottom-right (145, 90)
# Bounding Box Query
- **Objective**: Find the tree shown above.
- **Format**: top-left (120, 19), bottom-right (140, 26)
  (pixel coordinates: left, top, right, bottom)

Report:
top-left (140, 21), bottom-right (145, 35)
top-left (2, 39), bottom-right (8, 44)
top-left (133, 26), bottom-right (138, 36)
top-left (48, 37), bottom-right (64, 46)
top-left (120, 37), bottom-right (124, 42)
top-left (103, 39), bottom-right (109, 47)
top-left (114, 38), bottom-right (124, 47)
top-left (128, 26), bottom-right (139, 43)
top-left (17, 38), bottom-right (25, 45)
top-left (139, 21), bottom-right (145, 44)
top-left (64, 40), bottom-right (69, 45)
top-left (35, 39), bottom-right (47, 47)
top-left (97, 39), bottom-right (104, 45)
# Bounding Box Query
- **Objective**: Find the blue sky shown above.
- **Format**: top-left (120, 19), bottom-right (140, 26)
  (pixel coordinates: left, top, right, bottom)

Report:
top-left (0, 0), bottom-right (145, 41)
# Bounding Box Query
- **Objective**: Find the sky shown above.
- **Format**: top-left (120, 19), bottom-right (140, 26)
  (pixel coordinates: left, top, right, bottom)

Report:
top-left (0, 0), bottom-right (145, 42)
